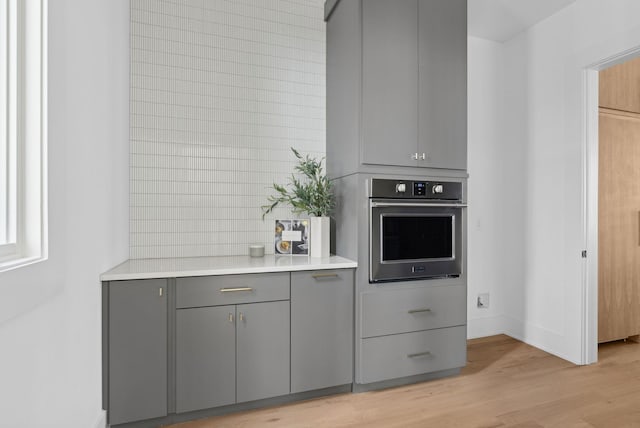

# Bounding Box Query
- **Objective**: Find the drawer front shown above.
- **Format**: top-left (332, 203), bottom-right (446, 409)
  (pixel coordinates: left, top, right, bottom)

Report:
top-left (359, 325), bottom-right (466, 384)
top-left (361, 284), bottom-right (465, 338)
top-left (176, 273), bottom-right (290, 308)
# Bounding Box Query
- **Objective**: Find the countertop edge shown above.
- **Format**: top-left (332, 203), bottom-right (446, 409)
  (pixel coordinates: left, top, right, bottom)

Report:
top-left (100, 256), bottom-right (357, 282)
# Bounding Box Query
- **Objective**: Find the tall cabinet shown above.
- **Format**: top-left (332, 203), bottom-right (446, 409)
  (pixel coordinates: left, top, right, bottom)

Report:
top-left (325, 0), bottom-right (468, 389)
top-left (598, 56), bottom-right (640, 343)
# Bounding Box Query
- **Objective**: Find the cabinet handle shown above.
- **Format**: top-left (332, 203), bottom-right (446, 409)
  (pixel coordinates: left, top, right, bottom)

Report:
top-left (311, 272), bottom-right (339, 279)
top-left (419, 153), bottom-right (426, 160)
top-left (228, 313), bottom-right (234, 323)
top-left (159, 287), bottom-right (163, 297)
top-left (408, 308), bottom-right (431, 314)
top-left (407, 351), bottom-right (432, 359)
top-left (239, 312), bottom-right (244, 322)
top-left (219, 287), bottom-right (253, 293)
top-left (411, 153), bottom-right (419, 160)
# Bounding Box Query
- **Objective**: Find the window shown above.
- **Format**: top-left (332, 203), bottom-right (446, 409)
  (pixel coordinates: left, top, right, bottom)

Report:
top-left (0, 0), bottom-right (47, 271)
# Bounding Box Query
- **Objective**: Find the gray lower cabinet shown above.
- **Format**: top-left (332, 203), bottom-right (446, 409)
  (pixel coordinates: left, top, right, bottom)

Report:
top-left (360, 325), bottom-right (466, 384)
top-left (291, 270), bottom-right (354, 393)
top-left (361, 285), bottom-right (466, 338)
top-left (104, 268), bottom-right (355, 425)
top-left (176, 305), bottom-right (236, 413)
top-left (106, 279), bottom-right (168, 426)
top-left (236, 301), bottom-right (290, 402)
top-left (176, 300), bottom-right (290, 413)
top-left (356, 284), bottom-right (467, 385)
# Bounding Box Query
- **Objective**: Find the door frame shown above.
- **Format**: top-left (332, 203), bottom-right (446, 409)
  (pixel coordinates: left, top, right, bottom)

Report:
top-left (583, 47), bottom-right (640, 365)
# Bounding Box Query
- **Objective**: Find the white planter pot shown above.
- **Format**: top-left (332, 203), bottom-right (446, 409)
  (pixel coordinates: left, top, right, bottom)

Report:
top-left (310, 216), bottom-right (330, 258)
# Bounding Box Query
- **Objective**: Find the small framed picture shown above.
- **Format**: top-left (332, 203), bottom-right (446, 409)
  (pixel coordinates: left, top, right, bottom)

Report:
top-left (275, 219), bottom-right (309, 256)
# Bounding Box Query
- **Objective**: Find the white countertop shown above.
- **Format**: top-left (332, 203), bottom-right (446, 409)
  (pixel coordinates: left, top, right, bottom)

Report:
top-left (100, 255), bottom-right (357, 281)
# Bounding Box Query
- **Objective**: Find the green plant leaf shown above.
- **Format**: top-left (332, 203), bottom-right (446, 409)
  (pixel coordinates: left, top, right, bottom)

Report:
top-left (261, 147), bottom-right (335, 219)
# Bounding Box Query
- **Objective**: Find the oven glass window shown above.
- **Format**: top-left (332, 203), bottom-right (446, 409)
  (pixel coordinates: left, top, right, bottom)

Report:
top-left (382, 215), bottom-right (453, 261)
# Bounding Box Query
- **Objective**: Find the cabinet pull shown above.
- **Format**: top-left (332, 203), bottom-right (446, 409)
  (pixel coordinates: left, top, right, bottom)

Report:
top-left (239, 312), bottom-right (244, 322)
top-left (419, 153), bottom-right (426, 160)
top-left (228, 313), bottom-right (234, 323)
top-left (311, 272), bottom-right (339, 279)
top-left (219, 287), bottom-right (253, 293)
top-left (407, 351), bottom-right (432, 359)
top-left (411, 152), bottom-right (419, 160)
top-left (159, 287), bottom-right (163, 297)
top-left (408, 308), bottom-right (431, 314)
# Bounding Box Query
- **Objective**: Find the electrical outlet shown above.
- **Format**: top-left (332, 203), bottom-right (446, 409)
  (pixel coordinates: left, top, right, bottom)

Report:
top-left (477, 293), bottom-right (490, 309)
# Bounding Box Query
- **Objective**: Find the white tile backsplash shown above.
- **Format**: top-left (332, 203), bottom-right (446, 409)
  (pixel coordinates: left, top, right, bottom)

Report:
top-left (130, 0), bottom-right (325, 259)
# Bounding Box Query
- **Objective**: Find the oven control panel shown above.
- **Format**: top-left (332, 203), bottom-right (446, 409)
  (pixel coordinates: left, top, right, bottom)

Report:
top-left (371, 178), bottom-right (463, 201)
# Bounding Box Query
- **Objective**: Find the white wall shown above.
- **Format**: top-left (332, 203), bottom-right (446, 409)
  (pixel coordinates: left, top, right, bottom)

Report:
top-left (466, 36), bottom-right (510, 338)
top-left (500, 0), bottom-right (640, 363)
top-left (129, 0), bottom-right (326, 259)
top-left (0, 0), bottom-right (129, 427)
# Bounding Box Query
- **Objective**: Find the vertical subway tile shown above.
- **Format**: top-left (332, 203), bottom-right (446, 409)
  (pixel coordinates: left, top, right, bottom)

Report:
top-left (130, 0), bottom-right (325, 259)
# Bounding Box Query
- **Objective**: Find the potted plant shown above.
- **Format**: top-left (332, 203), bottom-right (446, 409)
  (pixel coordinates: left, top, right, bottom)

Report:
top-left (262, 148), bottom-right (334, 258)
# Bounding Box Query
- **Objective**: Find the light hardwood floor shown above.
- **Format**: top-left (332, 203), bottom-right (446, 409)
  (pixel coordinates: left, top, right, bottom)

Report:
top-left (170, 335), bottom-right (640, 428)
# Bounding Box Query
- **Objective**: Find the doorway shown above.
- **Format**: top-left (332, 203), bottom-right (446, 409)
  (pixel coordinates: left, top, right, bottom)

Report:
top-left (585, 50), bottom-right (640, 364)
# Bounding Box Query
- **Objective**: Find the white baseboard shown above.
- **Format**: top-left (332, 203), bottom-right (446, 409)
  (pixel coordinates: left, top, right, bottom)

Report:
top-left (502, 315), bottom-right (580, 365)
top-left (467, 315), bottom-right (505, 339)
top-left (93, 410), bottom-right (107, 428)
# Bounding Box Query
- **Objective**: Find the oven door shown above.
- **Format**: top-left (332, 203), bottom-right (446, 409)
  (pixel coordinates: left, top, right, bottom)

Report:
top-left (370, 201), bottom-right (464, 283)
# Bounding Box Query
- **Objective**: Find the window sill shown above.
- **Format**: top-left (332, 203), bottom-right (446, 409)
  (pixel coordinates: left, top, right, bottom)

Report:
top-left (0, 255), bottom-right (47, 273)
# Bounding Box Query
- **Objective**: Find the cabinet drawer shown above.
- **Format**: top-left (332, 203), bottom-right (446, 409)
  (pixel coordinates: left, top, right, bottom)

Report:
top-left (176, 273), bottom-right (290, 308)
top-left (359, 325), bottom-right (466, 384)
top-left (361, 284), bottom-right (465, 338)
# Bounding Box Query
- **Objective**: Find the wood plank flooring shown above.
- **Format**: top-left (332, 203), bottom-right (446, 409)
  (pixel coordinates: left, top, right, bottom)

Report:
top-left (170, 335), bottom-right (640, 428)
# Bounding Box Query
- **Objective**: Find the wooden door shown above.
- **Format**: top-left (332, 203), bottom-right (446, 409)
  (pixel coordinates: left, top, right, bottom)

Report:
top-left (598, 109), bottom-right (640, 343)
top-left (599, 57), bottom-right (640, 114)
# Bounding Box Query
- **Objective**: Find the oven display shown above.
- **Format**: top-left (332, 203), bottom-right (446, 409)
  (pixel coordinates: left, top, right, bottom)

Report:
top-left (413, 182), bottom-right (427, 196)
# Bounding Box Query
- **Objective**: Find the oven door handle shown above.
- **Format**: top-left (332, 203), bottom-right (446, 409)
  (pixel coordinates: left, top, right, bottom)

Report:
top-left (370, 202), bottom-right (467, 208)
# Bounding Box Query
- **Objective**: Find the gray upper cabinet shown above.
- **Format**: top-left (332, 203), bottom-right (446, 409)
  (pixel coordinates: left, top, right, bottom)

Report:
top-left (418, 0), bottom-right (467, 170)
top-left (362, 0), bottom-right (418, 167)
top-left (107, 279), bottom-right (167, 426)
top-left (291, 270), bottom-right (354, 393)
top-left (176, 305), bottom-right (236, 413)
top-left (326, 0), bottom-right (467, 177)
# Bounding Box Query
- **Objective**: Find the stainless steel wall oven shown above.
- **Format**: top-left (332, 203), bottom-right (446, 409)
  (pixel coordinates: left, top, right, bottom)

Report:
top-left (369, 178), bottom-right (465, 283)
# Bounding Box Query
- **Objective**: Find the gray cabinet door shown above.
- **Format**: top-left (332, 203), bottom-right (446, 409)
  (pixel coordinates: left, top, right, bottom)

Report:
top-left (362, 0), bottom-right (419, 167)
top-left (291, 270), bottom-right (354, 393)
top-left (176, 305), bottom-right (236, 413)
top-left (108, 279), bottom-right (167, 425)
top-left (418, 0), bottom-right (467, 170)
top-left (236, 301), bottom-right (290, 403)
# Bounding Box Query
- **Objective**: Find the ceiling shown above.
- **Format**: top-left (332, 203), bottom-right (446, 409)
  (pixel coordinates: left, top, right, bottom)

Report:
top-left (468, 0), bottom-right (578, 42)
